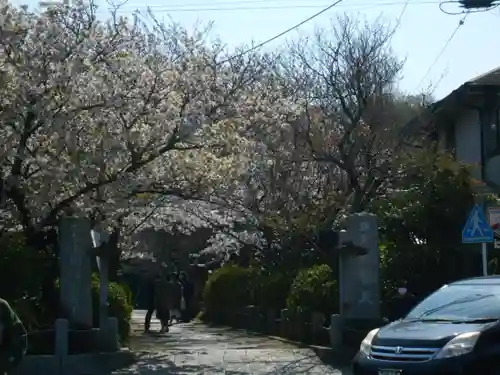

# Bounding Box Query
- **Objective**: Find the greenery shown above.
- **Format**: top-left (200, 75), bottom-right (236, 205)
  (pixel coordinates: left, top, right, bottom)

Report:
top-left (91, 274), bottom-right (133, 343)
top-left (202, 265), bottom-right (258, 318)
top-left (0, 233), bottom-right (56, 331)
top-left (374, 151), bottom-right (478, 301)
top-left (0, 0), bottom-right (490, 355)
top-left (253, 271), bottom-right (293, 310)
top-left (200, 151), bottom-right (482, 331)
top-left (286, 264), bottom-right (338, 315)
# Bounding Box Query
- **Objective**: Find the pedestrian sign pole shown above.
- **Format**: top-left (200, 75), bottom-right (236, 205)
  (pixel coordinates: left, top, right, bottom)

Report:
top-left (462, 204), bottom-right (494, 276)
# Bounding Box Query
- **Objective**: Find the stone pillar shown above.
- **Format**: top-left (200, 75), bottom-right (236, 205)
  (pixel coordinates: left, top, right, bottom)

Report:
top-left (279, 309), bottom-right (288, 338)
top-left (98, 317), bottom-right (120, 352)
top-left (266, 309), bottom-right (277, 334)
top-left (91, 228), bottom-right (109, 328)
top-left (339, 213), bottom-right (380, 320)
top-left (59, 217), bottom-right (93, 327)
top-left (311, 312), bottom-right (325, 343)
top-left (328, 314), bottom-right (343, 350)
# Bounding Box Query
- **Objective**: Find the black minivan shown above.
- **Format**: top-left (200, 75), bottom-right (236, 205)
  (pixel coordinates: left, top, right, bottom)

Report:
top-left (352, 276), bottom-right (500, 375)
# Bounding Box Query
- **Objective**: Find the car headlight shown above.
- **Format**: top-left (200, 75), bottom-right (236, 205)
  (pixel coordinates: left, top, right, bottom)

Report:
top-left (434, 331), bottom-right (480, 359)
top-left (360, 328), bottom-right (380, 356)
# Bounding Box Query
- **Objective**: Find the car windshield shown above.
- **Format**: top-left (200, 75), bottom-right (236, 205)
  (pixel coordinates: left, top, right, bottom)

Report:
top-left (406, 284), bottom-right (500, 321)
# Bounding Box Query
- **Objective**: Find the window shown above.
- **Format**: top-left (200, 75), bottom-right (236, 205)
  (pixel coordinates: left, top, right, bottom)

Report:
top-left (406, 284), bottom-right (500, 321)
top-left (481, 107), bottom-right (500, 157)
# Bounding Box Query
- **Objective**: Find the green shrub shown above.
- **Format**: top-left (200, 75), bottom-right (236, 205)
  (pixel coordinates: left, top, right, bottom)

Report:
top-left (254, 271), bottom-right (294, 309)
top-left (202, 265), bottom-right (257, 317)
top-left (0, 232), bottom-right (55, 331)
top-left (91, 274), bottom-right (133, 343)
top-left (286, 264), bottom-right (338, 315)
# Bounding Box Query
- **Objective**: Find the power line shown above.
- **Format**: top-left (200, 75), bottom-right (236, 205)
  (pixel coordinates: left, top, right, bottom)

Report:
top-left (393, 0), bottom-right (410, 31)
top-left (215, 0), bottom-right (346, 64)
top-left (414, 11), bottom-right (469, 93)
top-left (110, 1), bottom-right (439, 13)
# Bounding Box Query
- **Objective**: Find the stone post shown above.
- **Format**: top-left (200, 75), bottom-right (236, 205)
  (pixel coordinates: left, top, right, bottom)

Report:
top-left (295, 308), bottom-right (306, 342)
top-left (328, 314), bottom-right (343, 351)
top-left (266, 309), bottom-right (277, 334)
top-left (339, 213), bottom-right (380, 320)
top-left (59, 217), bottom-right (93, 327)
top-left (279, 309), bottom-right (288, 338)
top-left (99, 317), bottom-right (120, 352)
top-left (55, 318), bottom-right (68, 375)
top-left (91, 228), bottom-right (109, 328)
top-left (311, 312), bottom-right (325, 344)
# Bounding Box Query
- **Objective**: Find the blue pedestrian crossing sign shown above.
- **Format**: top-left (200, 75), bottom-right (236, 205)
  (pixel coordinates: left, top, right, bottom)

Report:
top-left (462, 205), bottom-right (494, 243)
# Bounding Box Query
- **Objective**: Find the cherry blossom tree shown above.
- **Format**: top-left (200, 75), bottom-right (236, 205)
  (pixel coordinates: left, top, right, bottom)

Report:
top-left (0, 1), bottom-right (295, 251)
top-left (196, 15), bottom-right (428, 268)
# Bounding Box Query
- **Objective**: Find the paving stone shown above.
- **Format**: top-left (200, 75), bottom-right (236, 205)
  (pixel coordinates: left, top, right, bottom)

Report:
top-left (111, 310), bottom-right (351, 374)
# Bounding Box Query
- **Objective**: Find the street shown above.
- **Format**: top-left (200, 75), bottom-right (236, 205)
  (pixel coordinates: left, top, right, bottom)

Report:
top-left (111, 310), bottom-right (350, 374)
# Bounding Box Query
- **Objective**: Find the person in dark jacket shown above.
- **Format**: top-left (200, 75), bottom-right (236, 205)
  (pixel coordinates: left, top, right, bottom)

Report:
top-left (167, 274), bottom-right (183, 325)
top-left (179, 271), bottom-right (194, 322)
top-left (387, 280), bottom-right (418, 321)
top-left (0, 298), bottom-right (27, 375)
top-left (155, 273), bottom-right (171, 333)
top-left (144, 275), bottom-right (157, 333)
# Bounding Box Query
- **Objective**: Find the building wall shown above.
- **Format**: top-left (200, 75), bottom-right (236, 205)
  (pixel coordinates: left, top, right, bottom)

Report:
top-left (454, 109), bottom-right (482, 180)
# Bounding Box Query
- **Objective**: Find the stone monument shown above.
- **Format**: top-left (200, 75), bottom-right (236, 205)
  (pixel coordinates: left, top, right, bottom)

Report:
top-left (338, 212), bottom-right (380, 320)
top-left (58, 216), bottom-right (93, 327)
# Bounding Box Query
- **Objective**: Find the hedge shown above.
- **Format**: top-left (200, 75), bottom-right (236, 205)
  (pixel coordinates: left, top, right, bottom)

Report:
top-left (202, 265), bottom-right (257, 319)
top-left (286, 264), bottom-right (338, 316)
top-left (201, 263), bottom-right (339, 322)
top-left (91, 274), bottom-right (133, 343)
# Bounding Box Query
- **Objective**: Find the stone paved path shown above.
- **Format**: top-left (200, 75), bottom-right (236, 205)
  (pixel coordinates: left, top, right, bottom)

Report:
top-left (111, 310), bottom-right (351, 375)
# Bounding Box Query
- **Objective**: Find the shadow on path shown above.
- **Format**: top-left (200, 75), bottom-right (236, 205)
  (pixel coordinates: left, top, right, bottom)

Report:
top-left (122, 310), bottom-right (350, 374)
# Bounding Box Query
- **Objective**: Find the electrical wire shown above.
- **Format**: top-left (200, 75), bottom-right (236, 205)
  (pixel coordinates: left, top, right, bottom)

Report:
top-left (414, 11), bottom-right (469, 93)
top-left (215, 0), bottom-right (345, 65)
top-left (392, 0), bottom-right (411, 32)
top-left (110, 1), bottom-right (440, 13)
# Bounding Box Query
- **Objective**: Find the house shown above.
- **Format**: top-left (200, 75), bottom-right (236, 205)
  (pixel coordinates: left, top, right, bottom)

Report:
top-left (405, 67), bottom-right (500, 189)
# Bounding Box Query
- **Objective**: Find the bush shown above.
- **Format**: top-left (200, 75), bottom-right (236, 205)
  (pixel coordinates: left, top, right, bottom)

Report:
top-left (202, 265), bottom-right (257, 318)
top-left (0, 232), bottom-right (55, 331)
top-left (286, 264), bottom-right (338, 315)
top-left (254, 271), bottom-right (294, 309)
top-left (91, 274), bottom-right (133, 343)
top-left (373, 151), bottom-right (478, 301)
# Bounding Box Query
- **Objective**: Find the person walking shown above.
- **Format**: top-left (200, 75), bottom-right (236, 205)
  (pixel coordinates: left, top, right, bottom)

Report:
top-left (155, 273), bottom-right (171, 333)
top-left (0, 298), bottom-right (27, 375)
top-left (179, 271), bottom-right (194, 322)
top-left (168, 274), bottom-right (183, 325)
top-left (387, 280), bottom-right (418, 321)
top-left (143, 274), bottom-right (157, 333)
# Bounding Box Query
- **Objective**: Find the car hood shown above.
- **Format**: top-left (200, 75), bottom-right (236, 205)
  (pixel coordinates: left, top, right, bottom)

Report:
top-left (373, 319), bottom-right (491, 347)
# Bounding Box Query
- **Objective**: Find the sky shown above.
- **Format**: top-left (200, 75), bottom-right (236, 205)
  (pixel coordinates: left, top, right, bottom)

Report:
top-left (13, 0), bottom-right (500, 100)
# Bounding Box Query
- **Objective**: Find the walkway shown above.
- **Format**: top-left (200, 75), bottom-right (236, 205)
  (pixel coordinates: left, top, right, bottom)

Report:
top-left (111, 310), bottom-right (351, 375)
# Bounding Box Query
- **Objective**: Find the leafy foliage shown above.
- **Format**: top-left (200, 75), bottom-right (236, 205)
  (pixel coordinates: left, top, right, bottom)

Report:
top-left (91, 274), bottom-right (133, 343)
top-left (253, 271), bottom-right (294, 309)
top-left (374, 151), bottom-right (478, 299)
top-left (286, 264), bottom-right (338, 315)
top-left (0, 233), bottom-right (55, 330)
top-left (202, 265), bottom-right (257, 315)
